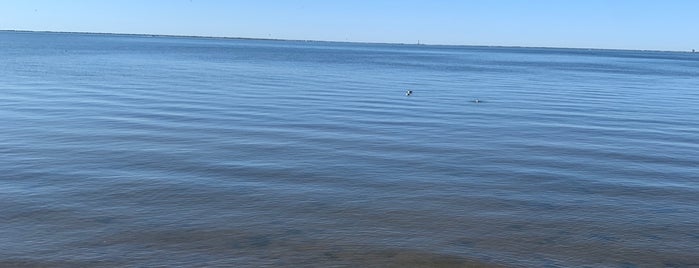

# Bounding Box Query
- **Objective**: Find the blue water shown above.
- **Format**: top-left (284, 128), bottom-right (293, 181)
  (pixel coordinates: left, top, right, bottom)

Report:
top-left (1, 31), bottom-right (699, 267)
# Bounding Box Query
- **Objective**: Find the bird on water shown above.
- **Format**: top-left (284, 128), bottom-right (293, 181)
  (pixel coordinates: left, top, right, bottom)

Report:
top-left (406, 90), bottom-right (413, 96)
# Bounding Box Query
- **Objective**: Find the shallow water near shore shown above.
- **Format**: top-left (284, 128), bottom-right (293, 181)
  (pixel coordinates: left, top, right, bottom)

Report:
top-left (1, 31), bottom-right (699, 267)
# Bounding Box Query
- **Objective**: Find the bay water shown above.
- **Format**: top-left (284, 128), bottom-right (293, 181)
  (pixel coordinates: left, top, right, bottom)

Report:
top-left (1, 31), bottom-right (698, 267)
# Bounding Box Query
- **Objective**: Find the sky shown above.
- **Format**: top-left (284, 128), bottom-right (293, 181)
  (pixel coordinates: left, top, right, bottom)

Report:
top-left (1, 0), bottom-right (697, 51)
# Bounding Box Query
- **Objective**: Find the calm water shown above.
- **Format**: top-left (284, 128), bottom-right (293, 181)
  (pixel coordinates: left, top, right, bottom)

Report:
top-left (1, 31), bottom-right (698, 267)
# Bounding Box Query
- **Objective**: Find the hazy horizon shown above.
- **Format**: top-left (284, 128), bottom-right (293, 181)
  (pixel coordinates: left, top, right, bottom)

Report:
top-left (2, 29), bottom-right (696, 54)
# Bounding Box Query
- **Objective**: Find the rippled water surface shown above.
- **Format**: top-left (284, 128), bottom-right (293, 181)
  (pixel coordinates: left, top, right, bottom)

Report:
top-left (1, 31), bottom-right (699, 267)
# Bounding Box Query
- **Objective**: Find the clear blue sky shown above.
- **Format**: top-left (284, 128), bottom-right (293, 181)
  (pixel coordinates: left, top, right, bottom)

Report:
top-left (1, 0), bottom-right (697, 51)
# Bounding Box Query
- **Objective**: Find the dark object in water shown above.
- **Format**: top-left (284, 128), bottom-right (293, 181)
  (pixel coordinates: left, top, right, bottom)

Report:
top-left (406, 90), bottom-right (413, 96)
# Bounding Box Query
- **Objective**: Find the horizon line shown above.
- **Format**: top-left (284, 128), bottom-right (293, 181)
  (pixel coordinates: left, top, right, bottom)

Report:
top-left (1, 29), bottom-right (694, 54)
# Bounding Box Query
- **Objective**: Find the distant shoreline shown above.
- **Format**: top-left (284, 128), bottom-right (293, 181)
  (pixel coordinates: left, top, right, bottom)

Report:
top-left (0, 29), bottom-right (694, 53)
